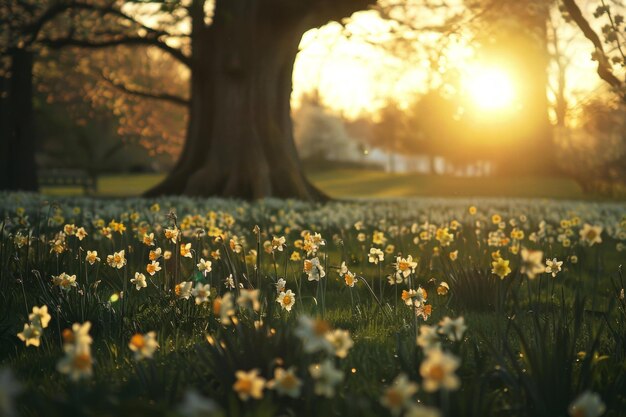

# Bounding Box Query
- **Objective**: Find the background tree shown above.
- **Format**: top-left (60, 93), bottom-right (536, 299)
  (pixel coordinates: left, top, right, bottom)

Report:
top-left (360, 0), bottom-right (561, 176)
top-left (555, 95), bottom-right (626, 194)
top-left (35, 46), bottom-right (186, 180)
top-left (293, 92), bottom-right (356, 164)
top-left (0, 0), bottom-right (59, 190)
top-left (371, 100), bottom-right (408, 173)
top-left (0, 0), bottom-right (189, 191)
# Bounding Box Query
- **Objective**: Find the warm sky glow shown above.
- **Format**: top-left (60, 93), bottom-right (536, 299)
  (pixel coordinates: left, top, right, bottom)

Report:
top-left (129, 1), bottom-right (619, 125)
top-left (292, 4), bottom-right (614, 123)
top-left (292, 13), bottom-right (413, 117)
top-left (465, 66), bottom-right (516, 111)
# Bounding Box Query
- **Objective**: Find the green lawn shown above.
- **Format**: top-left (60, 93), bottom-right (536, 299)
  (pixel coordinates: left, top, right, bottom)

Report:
top-left (40, 170), bottom-right (593, 199)
top-left (309, 169), bottom-right (586, 199)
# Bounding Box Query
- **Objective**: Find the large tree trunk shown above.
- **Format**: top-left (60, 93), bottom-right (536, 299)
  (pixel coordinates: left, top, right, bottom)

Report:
top-left (470, 0), bottom-right (558, 176)
top-left (499, 1), bottom-right (556, 176)
top-left (0, 49), bottom-right (38, 191)
top-left (146, 0), bottom-right (373, 200)
top-left (520, 2), bottom-right (558, 176)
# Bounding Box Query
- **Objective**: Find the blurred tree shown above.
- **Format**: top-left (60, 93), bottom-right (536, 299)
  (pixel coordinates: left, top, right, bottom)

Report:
top-left (36, 98), bottom-right (136, 183)
top-left (352, 90), bottom-right (455, 174)
top-left (364, 0), bottom-right (469, 172)
top-left (34, 46), bottom-right (184, 179)
top-left (37, 46), bottom-right (187, 162)
top-left (362, 1), bottom-right (562, 176)
top-left (555, 95), bottom-right (626, 195)
top-left (293, 92), bottom-right (356, 163)
top-left (372, 100), bottom-right (408, 173)
top-left (0, 0), bottom-right (189, 191)
top-left (404, 90), bottom-right (458, 163)
top-left (366, 89), bottom-right (496, 174)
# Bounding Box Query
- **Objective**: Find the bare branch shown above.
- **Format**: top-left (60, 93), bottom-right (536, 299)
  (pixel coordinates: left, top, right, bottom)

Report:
top-left (41, 35), bottom-right (191, 67)
top-left (100, 71), bottom-right (190, 107)
top-left (18, 1), bottom-right (190, 67)
top-left (561, 0), bottom-right (623, 94)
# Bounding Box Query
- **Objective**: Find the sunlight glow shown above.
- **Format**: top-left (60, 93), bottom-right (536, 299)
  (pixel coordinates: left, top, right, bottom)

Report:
top-left (465, 66), bottom-right (516, 111)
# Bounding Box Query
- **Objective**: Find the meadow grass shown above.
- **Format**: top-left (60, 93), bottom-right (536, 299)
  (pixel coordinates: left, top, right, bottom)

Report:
top-left (39, 170), bottom-right (602, 200)
top-left (0, 193), bottom-right (625, 417)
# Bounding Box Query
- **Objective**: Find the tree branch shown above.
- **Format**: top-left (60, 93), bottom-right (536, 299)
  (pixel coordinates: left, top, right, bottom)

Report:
top-left (82, 3), bottom-right (178, 41)
top-left (100, 71), bottom-right (190, 107)
top-left (41, 35), bottom-right (191, 67)
top-left (561, 0), bottom-right (623, 93)
top-left (22, 2), bottom-right (76, 43)
top-left (20, 1), bottom-right (190, 67)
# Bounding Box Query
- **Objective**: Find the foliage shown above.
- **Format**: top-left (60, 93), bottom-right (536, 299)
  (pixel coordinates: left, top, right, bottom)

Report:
top-left (555, 97), bottom-right (626, 196)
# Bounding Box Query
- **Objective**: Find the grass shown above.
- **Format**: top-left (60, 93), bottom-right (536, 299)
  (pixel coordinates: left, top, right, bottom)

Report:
top-left (310, 169), bottom-right (586, 199)
top-left (39, 169), bottom-right (594, 199)
top-left (1, 194), bottom-right (625, 416)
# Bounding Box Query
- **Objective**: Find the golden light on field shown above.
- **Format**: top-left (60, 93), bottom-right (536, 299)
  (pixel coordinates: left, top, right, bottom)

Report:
top-left (465, 66), bottom-right (516, 112)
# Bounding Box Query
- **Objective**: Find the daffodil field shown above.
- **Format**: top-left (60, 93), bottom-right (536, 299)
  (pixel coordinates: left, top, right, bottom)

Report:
top-left (1, 193), bottom-right (625, 417)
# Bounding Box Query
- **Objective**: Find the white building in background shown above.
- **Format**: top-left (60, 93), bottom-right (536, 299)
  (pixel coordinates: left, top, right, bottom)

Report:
top-left (336, 145), bottom-right (493, 177)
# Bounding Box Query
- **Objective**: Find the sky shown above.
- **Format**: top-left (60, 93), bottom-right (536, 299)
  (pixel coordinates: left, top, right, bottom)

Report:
top-left (293, 10), bottom-right (444, 118)
top-left (291, 3), bottom-right (615, 123)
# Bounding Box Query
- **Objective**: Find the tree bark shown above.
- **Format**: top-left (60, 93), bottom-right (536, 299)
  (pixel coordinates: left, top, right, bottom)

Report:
top-left (502, 1), bottom-right (557, 176)
top-left (470, 0), bottom-right (558, 176)
top-left (0, 49), bottom-right (38, 191)
top-left (146, 0), bottom-right (374, 200)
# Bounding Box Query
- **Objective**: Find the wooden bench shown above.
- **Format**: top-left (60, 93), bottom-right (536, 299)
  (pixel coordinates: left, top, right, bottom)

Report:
top-left (38, 169), bottom-right (97, 194)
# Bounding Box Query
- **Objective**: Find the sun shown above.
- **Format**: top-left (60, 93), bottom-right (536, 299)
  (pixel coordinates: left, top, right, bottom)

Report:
top-left (465, 66), bottom-right (516, 111)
